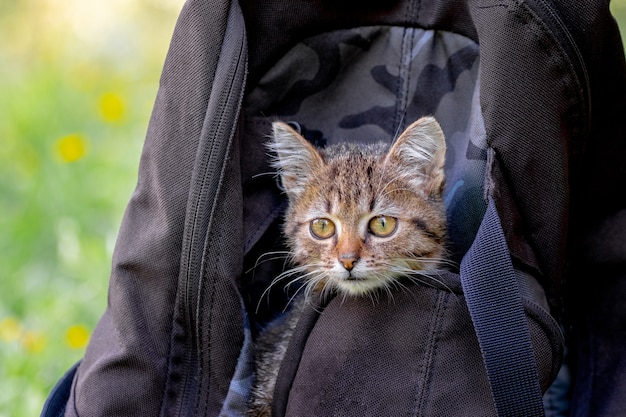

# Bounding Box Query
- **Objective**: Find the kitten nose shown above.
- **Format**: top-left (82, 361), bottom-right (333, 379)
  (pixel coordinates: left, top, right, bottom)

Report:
top-left (339, 255), bottom-right (359, 271)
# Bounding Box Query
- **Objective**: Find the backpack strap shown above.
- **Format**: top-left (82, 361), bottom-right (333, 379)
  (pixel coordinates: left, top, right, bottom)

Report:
top-left (40, 361), bottom-right (80, 417)
top-left (460, 196), bottom-right (545, 416)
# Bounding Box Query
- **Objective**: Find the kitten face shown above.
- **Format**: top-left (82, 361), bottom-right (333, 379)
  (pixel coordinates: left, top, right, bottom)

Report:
top-left (270, 117), bottom-right (447, 297)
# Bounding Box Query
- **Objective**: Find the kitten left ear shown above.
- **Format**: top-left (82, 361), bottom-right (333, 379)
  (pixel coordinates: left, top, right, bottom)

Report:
top-left (269, 121), bottom-right (325, 197)
top-left (386, 116), bottom-right (447, 196)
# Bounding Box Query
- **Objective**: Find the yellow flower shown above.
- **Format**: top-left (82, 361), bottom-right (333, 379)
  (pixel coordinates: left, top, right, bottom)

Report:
top-left (21, 330), bottom-right (46, 353)
top-left (66, 324), bottom-right (90, 349)
top-left (56, 133), bottom-right (88, 163)
top-left (99, 92), bottom-right (125, 123)
top-left (0, 317), bottom-right (22, 342)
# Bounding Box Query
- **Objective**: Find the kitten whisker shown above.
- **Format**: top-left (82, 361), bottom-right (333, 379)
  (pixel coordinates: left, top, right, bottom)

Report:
top-left (381, 269), bottom-right (419, 301)
top-left (378, 278), bottom-right (395, 305)
top-left (377, 184), bottom-right (425, 201)
top-left (251, 171), bottom-right (279, 180)
top-left (246, 251), bottom-right (293, 274)
top-left (396, 268), bottom-right (454, 294)
top-left (373, 171), bottom-right (410, 203)
top-left (372, 258), bottom-right (455, 294)
top-left (401, 253), bottom-right (459, 270)
top-left (285, 281), bottom-right (311, 312)
top-left (339, 290), bottom-right (350, 306)
top-left (373, 118), bottom-right (414, 198)
top-left (309, 274), bottom-right (336, 305)
top-left (256, 265), bottom-right (323, 313)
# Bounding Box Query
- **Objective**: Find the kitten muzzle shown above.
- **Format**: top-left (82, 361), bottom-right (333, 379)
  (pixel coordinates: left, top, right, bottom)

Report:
top-left (339, 255), bottom-right (359, 271)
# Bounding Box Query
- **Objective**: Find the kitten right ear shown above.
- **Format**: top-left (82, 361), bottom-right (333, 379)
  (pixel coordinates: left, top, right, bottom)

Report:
top-left (386, 116), bottom-right (447, 197)
top-left (269, 121), bottom-right (324, 196)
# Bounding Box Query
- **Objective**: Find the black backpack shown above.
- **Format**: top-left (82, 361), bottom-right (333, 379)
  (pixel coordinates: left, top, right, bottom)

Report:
top-left (42, 1), bottom-right (626, 416)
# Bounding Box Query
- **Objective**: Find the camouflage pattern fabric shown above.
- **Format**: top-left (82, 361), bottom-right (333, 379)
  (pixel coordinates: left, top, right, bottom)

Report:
top-left (230, 25), bottom-right (494, 415)
top-left (245, 25), bottom-right (486, 262)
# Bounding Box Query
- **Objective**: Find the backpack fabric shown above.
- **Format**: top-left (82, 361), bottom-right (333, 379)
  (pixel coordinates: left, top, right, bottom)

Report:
top-left (43, 0), bottom-right (626, 416)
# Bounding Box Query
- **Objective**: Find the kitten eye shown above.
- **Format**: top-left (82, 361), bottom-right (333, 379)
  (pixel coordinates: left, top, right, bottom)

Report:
top-left (368, 215), bottom-right (397, 237)
top-left (310, 218), bottom-right (336, 239)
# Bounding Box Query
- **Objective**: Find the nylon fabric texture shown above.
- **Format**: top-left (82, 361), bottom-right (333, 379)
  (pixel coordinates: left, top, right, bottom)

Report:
top-left (461, 197), bottom-right (545, 416)
top-left (37, 0), bottom-right (626, 416)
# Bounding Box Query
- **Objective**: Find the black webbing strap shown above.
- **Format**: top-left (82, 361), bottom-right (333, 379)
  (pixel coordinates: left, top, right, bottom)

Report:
top-left (460, 197), bottom-right (545, 416)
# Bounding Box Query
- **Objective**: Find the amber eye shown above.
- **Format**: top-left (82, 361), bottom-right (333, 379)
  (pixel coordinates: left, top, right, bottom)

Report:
top-left (368, 215), bottom-right (398, 237)
top-left (310, 218), bottom-right (336, 239)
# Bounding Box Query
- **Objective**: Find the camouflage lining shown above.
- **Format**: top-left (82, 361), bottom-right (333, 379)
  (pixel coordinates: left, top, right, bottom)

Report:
top-left (231, 25), bottom-right (489, 414)
top-left (245, 26), bottom-right (486, 262)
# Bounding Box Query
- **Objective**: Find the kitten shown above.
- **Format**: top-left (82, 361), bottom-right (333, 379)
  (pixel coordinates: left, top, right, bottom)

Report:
top-left (247, 116), bottom-right (448, 417)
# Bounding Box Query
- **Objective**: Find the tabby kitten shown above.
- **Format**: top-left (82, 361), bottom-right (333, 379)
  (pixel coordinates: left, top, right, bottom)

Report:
top-left (248, 116), bottom-right (448, 417)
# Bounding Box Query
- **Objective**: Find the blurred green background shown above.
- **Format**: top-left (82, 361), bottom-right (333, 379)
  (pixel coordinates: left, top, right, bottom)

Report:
top-left (0, 0), bottom-right (181, 415)
top-left (0, 2), bottom-right (625, 416)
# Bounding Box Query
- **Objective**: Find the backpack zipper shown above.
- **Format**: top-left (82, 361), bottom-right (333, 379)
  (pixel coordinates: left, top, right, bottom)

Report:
top-left (526, 0), bottom-right (591, 137)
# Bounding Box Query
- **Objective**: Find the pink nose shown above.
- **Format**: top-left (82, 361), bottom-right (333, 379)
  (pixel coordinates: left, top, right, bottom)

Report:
top-left (339, 255), bottom-right (358, 271)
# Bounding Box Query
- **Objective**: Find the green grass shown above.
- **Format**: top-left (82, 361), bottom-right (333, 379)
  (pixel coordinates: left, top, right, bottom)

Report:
top-left (1, 2), bottom-right (625, 416)
top-left (0, 1), bottom-right (180, 415)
